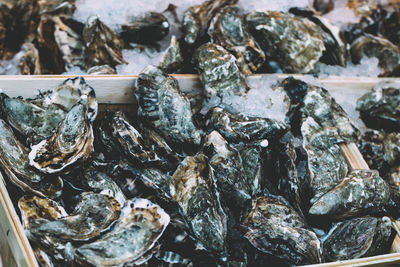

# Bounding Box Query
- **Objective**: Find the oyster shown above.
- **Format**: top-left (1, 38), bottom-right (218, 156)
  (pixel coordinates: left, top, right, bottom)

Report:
top-left (209, 5), bottom-right (265, 74)
top-left (18, 42), bottom-right (41, 74)
top-left (170, 154), bottom-right (228, 256)
top-left (245, 11), bottom-right (325, 73)
top-left (241, 195), bottom-right (324, 265)
top-left (356, 86), bottom-right (400, 131)
top-left (119, 12), bottom-right (169, 45)
top-left (182, 0), bottom-right (237, 45)
top-left (135, 65), bottom-right (202, 147)
top-left (75, 198), bottom-right (169, 266)
top-left (206, 107), bottom-right (287, 143)
top-left (194, 43), bottom-right (246, 99)
top-left (0, 119), bottom-right (63, 198)
top-left (29, 96), bottom-right (94, 174)
top-left (323, 216), bottom-right (393, 261)
top-left (158, 35), bottom-right (184, 74)
top-left (38, 0), bottom-right (76, 17)
top-left (309, 169), bottom-right (390, 220)
top-left (82, 15), bottom-right (127, 69)
top-left (350, 35), bottom-right (400, 76)
top-left (87, 64), bottom-right (116, 74)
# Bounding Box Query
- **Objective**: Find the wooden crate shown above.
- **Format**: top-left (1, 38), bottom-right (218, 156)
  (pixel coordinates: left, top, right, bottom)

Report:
top-left (1, 75), bottom-right (400, 267)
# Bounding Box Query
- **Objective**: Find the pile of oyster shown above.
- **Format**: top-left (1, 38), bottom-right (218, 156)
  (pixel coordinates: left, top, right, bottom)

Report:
top-left (0, 61), bottom-right (399, 266)
top-left (1, 0), bottom-right (400, 76)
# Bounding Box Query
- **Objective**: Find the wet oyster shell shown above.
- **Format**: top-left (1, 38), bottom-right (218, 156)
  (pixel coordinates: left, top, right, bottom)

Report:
top-left (120, 12), bottom-right (169, 45)
top-left (18, 42), bottom-right (41, 75)
top-left (170, 154), bottom-right (228, 256)
top-left (158, 35), bottom-right (184, 74)
top-left (241, 195), bottom-right (324, 265)
top-left (209, 5), bottom-right (265, 74)
top-left (182, 0), bottom-right (237, 45)
top-left (0, 119), bottom-right (63, 198)
top-left (87, 64), bottom-right (116, 74)
top-left (194, 43), bottom-right (247, 99)
top-left (135, 65), bottom-right (202, 147)
top-left (245, 11), bottom-right (325, 73)
top-left (206, 107), bottom-right (287, 143)
top-left (29, 96), bottom-right (94, 174)
top-left (323, 216), bottom-right (393, 261)
top-left (75, 198), bottom-right (169, 266)
top-left (356, 86), bottom-right (400, 131)
top-left (83, 15), bottom-right (127, 69)
top-left (309, 169), bottom-right (390, 220)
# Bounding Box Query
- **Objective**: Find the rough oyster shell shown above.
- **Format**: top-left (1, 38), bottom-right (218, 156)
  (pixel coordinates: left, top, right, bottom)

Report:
top-left (209, 5), bottom-right (265, 74)
top-left (29, 96), bottom-right (94, 174)
top-left (135, 65), bottom-right (202, 147)
top-left (0, 119), bottom-right (63, 198)
top-left (309, 169), bottom-right (390, 219)
top-left (245, 11), bottom-right (325, 73)
top-left (75, 198), bottom-right (169, 266)
top-left (87, 64), bottom-right (116, 74)
top-left (17, 42), bottom-right (41, 74)
top-left (38, 0), bottom-right (76, 17)
top-left (323, 216), bottom-right (393, 261)
top-left (241, 195), bottom-right (324, 265)
top-left (158, 35), bottom-right (184, 74)
top-left (170, 154), bottom-right (228, 256)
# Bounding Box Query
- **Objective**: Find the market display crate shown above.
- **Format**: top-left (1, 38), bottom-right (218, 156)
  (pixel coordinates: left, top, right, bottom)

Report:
top-left (1, 74), bottom-right (400, 267)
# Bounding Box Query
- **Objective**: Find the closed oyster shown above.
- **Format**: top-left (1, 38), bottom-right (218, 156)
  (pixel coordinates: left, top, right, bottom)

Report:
top-left (194, 43), bottom-right (246, 99)
top-left (350, 35), bottom-right (400, 76)
top-left (158, 35), bottom-right (184, 74)
top-left (209, 5), bottom-right (265, 74)
top-left (0, 92), bottom-right (66, 145)
top-left (18, 42), bottom-right (41, 74)
top-left (241, 195), bottom-right (324, 265)
top-left (0, 119), bottom-right (63, 198)
top-left (170, 154), bottom-right (228, 256)
top-left (206, 107), bottom-right (287, 143)
top-left (75, 198), bottom-right (169, 266)
top-left (82, 15), bottom-right (127, 69)
top-left (245, 11), bottom-right (325, 73)
top-left (356, 86), bottom-right (400, 131)
top-left (309, 170), bottom-right (390, 219)
top-left (135, 65), bottom-right (202, 147)
top-left (120, 12), bottom-right (169, 45)
top-left (323, 216), bottom-right (393, 261)
top-left (29, 96), bottom-right (94, 174)
top-left (182, 0), bottom-right (237, 45)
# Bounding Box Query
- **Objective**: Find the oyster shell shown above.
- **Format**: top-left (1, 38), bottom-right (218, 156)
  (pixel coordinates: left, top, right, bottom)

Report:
top-left (170, 154), bottom-right (228, 256)
top-left (135, 65), bottom-right (202, 147)
top-left (241, 195), bottom-right (324, 265)
top-left (119, 12), bottom-right (169, 45)
top-left (87, 64), bottom-right (116, 74)
top-left (206, 107), bottom-right (287, 143)
top-left (158, 35), bottom-right (184, 74)
top-left (194, 43), bottom-right (246, 98)
top-left (18, 42), bottom-right (41, 74)
top-left (245, 11), bottom-right (325, 73)
top-left (82, 15), bottom-right (127, 69)
top-left (323, 216), bottom-right (393, 261)
top-left (209, 5), bottom-right (265, 74)
top-left (29, 96), bottom-right (94, 174)
top-left (182, 0), bottom-right (237, 45)
top-left (38, 0), bottom-right (76, 17)
top-left (356, 86), bottom-right (400, 131)
top-left (0, 119), bottom-right (63, 198)
top-left (309, 169), bottom-right (390, 220)
top-left (75, 198), bottom-right (169, 266)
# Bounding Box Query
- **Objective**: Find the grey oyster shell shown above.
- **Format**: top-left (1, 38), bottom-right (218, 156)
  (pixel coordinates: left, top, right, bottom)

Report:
top-left (29, 96), bottom-right (94, 174)
top-left (209, 5), bottom-right (265, 74)
top-left (245, 11), bottom-right (325, 73)
top-left (182, 0), bottom-right (237, 45)
top-left (0, 92), bottom-right (66, 145)
top-left (194, 43), bottom-right (247, 99)
top-left (158, 35), bottom-right (184, 74)
top-left (309, 170), bottom-right (390, 220)
top-left (170, 154), bottom-right (228, 256)
top-left (119, 12), bottom-right (169, 45)
top-left (206, 107), bottom-right (287, 143)
top-left (356, 86), bottom-right (400, 131)
top-left (323, 216), bottom-right (393, 261)
top-left (82, 15), bottom-right (127, 69)
top-left (87, 64), bottom-right (116, 74)
top-left (135, 65), bottom-right (202, 147)
top-left (17, 42), bottom-right (41, 75)
top-left (0, 119), bottom-right (63, 198)
top-left (350, 35), bottom-right (400, 76)
top-left (241, 195), bottom-right (324, 265)
top-left (75, 198), bottom-right (170, 266)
